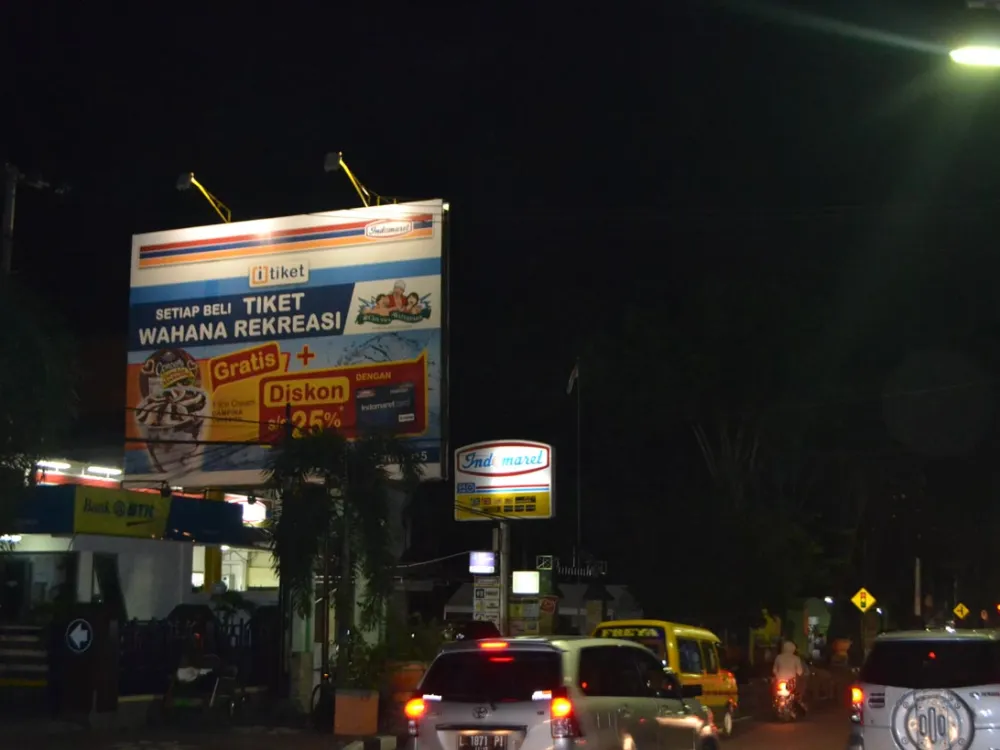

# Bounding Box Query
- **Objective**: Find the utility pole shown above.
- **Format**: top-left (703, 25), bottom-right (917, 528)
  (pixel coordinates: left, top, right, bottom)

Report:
top-left (2, 163), bottom-right (65, 277)
top-left (2, 164), bottom-right (20, 277)
top-left (495, 522), bottom-right (510, 635)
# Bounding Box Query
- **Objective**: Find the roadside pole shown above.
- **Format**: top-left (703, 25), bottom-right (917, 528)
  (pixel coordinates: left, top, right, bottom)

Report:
top-left (2, 164), bottom-right (19, 277)
top-left (496, 522), bottom-right (510, 635)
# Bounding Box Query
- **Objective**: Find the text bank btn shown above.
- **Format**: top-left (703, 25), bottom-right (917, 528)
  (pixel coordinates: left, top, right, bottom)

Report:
top-left (208, 342), bottom-right (283, 391)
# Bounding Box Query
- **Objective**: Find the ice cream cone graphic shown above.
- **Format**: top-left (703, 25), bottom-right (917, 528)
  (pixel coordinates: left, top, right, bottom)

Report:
top-left (135, 348), bottom-right (210, 475)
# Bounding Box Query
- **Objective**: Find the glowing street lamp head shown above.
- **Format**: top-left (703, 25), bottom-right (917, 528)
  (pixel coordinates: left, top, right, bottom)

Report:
top-left (951, 44), bottom-right (1000, 66)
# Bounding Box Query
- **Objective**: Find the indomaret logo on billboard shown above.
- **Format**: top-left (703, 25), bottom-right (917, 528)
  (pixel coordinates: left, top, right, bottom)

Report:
top-left (250, 261), bottom-right (310, 288)
top-left (365, 219), bottom-right (413, 239)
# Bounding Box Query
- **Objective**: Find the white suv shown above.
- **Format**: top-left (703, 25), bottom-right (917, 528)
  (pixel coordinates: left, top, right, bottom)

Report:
top-left (850, 629), bottom-right (1000, 750)
top-left (406, 636), bottom-right (719, 750)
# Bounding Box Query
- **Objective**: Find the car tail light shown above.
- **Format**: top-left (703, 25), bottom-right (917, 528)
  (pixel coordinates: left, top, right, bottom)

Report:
top-left (850, 686), bottom-right (863, 725)
top-left (479, 640), bottom-right (508, 650)
top-left (551, 695), bottom-right (581, 739)
top-left (405, 697), bottom-right (426, 736)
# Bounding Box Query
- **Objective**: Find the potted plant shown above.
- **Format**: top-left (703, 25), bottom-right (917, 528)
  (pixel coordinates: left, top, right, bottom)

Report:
top-left (334, 634), bottom-right (383, 735)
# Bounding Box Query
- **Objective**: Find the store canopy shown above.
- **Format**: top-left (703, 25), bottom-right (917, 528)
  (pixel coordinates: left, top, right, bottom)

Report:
top-left (12, 485), bottom-right (251, 545)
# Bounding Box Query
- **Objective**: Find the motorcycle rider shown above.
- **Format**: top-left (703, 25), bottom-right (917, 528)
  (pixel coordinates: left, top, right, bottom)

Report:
top-left (772, 640), bottom-right (807, 712)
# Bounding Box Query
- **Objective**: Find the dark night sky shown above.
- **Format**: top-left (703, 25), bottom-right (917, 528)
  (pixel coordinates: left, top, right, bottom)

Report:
top-left (7, 1), bottom-right (1000, 577)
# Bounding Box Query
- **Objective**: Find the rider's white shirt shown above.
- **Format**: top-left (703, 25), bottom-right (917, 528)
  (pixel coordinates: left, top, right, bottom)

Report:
top-left (773, 653), bottom-right (803, 680)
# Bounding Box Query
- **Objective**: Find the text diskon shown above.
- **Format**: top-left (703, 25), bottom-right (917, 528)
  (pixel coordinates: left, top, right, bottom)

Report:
top-left (264, 377), bottom-right (351, 407)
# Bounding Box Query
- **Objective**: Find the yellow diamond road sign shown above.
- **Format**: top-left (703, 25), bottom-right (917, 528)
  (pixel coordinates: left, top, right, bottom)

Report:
top-left (852, 587), bottom-right (876, 613)
top-left (954, 602), bottom-right (970, 620)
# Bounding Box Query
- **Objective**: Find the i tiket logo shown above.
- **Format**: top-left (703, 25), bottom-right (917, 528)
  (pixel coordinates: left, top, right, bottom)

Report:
top-left (249, 262), bottom-right (309, 288)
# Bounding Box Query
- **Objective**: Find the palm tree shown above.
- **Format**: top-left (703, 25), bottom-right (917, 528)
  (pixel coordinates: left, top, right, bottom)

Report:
top-left (266, 426), bottom-right (423, 685)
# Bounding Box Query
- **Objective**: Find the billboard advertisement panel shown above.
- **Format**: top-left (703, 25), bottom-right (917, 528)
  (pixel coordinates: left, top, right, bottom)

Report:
top-left (454, 440), bottom-right (554, 521)
top-left (125, 200), bottom-right (446, 487)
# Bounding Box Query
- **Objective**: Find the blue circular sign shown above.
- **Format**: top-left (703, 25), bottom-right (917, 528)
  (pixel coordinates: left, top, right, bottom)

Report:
top-left (65, 618), bottom-right (93, 654)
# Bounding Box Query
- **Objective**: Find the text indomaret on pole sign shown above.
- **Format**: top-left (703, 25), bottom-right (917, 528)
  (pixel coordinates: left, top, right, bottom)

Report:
top-left (453, 440), bottom-right (554, 521)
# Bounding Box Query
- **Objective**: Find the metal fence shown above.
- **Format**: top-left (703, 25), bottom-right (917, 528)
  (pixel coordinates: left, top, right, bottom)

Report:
top-left (119, 618), bottom-right (275, 696)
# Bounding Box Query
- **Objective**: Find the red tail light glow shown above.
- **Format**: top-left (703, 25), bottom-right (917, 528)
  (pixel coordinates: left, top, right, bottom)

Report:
top-left (489, 657), bottom-right (514, 663)
top-left (405, 697), bottom-right (426, 737)
top-left (479, 640), bottom-right (509, 650)
top-left (850, 686), bottom-right (864, 725)
top-left (551, 697), bottom-right (573, 719)
top-left (550, 695), bottom-right (580, 739)
top-left (404, 698), bottom-right (426, 719)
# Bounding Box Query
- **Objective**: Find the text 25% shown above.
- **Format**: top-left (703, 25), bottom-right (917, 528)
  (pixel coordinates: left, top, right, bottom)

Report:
top-left (267, 408), bottom-right (342, 435)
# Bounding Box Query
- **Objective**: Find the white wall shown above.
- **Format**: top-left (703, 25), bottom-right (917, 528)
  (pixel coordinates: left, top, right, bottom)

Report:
top-left (69, 535), bottom-right (194, 620)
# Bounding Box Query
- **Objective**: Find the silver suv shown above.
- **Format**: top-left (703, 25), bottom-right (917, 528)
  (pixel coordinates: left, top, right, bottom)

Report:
top-left (405, 636), bottom-right (718, 750)
top-left (850, 629), bottom-right (1000, 750)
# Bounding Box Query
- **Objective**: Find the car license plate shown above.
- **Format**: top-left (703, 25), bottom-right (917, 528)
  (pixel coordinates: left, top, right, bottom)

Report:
top-left (459, 734), bottom-right (507, 750)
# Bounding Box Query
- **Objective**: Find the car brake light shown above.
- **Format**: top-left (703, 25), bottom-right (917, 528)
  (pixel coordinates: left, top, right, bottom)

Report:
top-left (551, 697), bottom-right (573, 718)
top-left (479, 640), bottom-right (508, 649)
top-left (551, 696), bottom-right (581, 739)
top-left (405, 697), bottom-right (426, 736)
top-left (850, 686), bottom-right (864, 725)
top-left (405, 698), bottom-right (426, 719)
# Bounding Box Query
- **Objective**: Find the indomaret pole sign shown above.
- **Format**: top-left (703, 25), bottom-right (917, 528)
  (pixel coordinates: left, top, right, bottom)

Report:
top-left (454, 440), bottom-right (554, 521)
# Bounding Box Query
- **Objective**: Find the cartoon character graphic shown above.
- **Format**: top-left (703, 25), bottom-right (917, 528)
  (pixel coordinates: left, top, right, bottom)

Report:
top-left (357, 279), bottom-right (432, 325)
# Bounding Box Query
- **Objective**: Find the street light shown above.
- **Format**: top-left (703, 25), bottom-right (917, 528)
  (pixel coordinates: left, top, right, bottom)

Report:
top-left (176, 172), bottom-right (231, 223)
top-left (951, 45), bottom-right (1000, 66)
top-left (2, 163), bottom-right (69, 277)
top-left (950, 1), bottom-right (1000, 66)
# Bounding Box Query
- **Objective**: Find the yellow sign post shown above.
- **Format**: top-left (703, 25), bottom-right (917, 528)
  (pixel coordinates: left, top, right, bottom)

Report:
top-left (954, 602), bottom-right (970, 620)
top-left (852, 587), bottom-right (877, 613)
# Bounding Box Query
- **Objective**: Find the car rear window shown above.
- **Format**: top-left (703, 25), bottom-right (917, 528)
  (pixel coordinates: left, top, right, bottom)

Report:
top-left (420, 649), bottom-right (562, 702)
top-left (861, 640), bottom-right (1000, 689)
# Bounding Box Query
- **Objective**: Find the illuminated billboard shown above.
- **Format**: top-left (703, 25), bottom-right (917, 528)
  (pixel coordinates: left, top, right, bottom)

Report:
top-left (125, 200), bottom-right (446, 487)
top-left (454, 440), bottom-right (554, 521)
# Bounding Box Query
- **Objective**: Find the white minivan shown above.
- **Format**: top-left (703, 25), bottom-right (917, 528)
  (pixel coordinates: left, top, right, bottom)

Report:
top-left (405, 636), bottom-right (719, 750)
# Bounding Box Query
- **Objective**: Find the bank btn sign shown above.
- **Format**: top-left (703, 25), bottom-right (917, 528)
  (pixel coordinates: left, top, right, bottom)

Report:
top-left (454, 440), bottom-right (554, 521)
top-left (124, 200), bottom-right (446, 487)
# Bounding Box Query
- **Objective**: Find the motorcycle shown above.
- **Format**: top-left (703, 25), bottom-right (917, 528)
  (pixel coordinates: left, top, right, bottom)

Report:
top-left (772, 677), bottom-right (801, 722)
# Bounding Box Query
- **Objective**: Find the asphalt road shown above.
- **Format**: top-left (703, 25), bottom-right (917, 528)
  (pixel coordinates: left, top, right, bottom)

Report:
top-left (13, 710), bottom-right (852, 750)
top-left (730, 708), bottom-right (850, 750)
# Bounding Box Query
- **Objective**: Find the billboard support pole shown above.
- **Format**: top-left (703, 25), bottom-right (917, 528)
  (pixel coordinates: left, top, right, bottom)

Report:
top-left (497, 522), bottom-right (510, 636)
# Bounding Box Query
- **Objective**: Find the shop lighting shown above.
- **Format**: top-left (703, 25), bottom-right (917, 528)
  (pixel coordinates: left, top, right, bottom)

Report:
top-left (37, 460), bottom-right (71, 470)
top-left (86, 466), bottom-right (122, 477)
